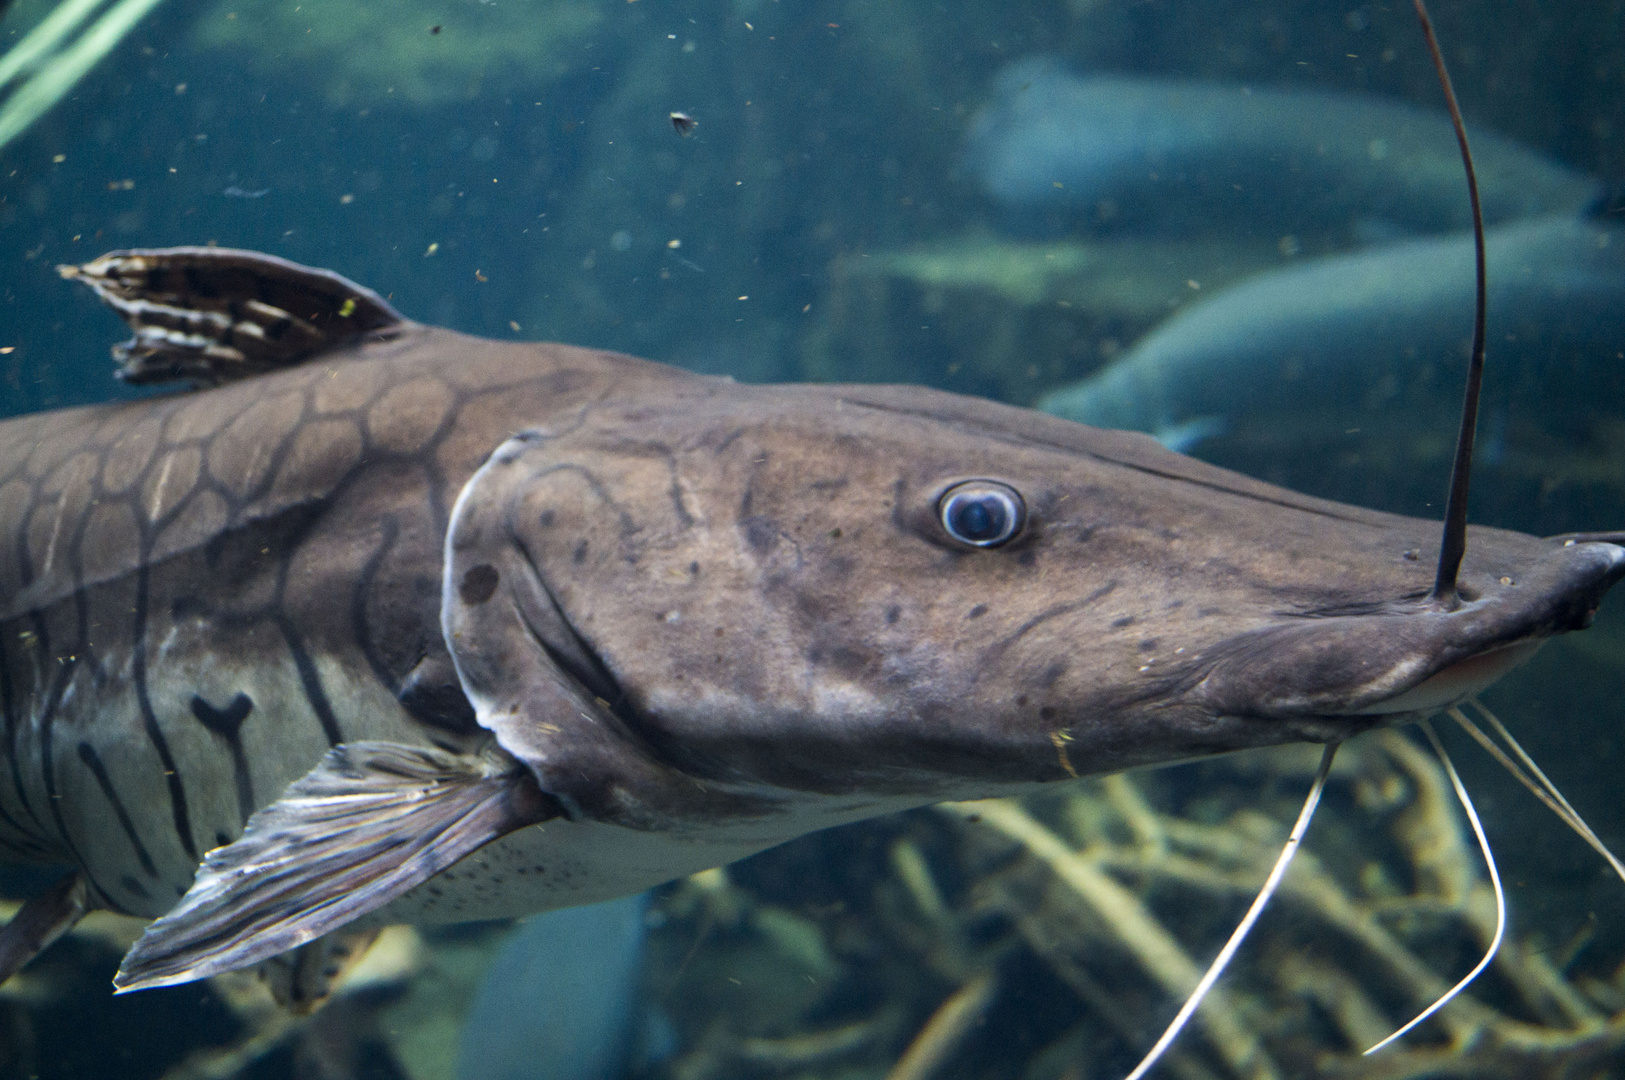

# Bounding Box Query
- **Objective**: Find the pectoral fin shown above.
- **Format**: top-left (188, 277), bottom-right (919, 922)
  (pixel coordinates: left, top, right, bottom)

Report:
top-left (113, 742), bottom-right (557, 993)
top-left (0, 871), bottom-right (91, 985)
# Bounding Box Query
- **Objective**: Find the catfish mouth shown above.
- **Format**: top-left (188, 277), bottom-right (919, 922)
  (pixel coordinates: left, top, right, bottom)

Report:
top-left (1352, 638), bottom-right (1544, 715)
top-left (1192, 538), bottom-right (1625, 725)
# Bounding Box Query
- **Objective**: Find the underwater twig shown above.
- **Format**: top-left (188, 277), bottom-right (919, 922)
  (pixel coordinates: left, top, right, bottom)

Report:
top-left (943, 798), bottom-right (1280, 1080)
top-left (0, 0), bottom-right (168, 151)
top-left (883, 970), bottom-right (998, 1080)
top-left (0, 0), bottom-right (104, 90)
top-left (738, 1017), bottom-right (889, 1068)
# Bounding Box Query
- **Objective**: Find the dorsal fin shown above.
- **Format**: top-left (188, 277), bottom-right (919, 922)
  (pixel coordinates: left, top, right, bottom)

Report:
top-left (58, 246), bottom-right (408, 388)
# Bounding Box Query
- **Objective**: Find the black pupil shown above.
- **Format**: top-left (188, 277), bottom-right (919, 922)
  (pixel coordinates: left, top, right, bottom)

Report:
top-left (952, 496), bottom-right (1007, 542)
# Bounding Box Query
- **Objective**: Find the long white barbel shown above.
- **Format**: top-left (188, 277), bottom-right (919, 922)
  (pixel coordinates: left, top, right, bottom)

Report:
top-left (1363, 721), bottom-right (1505, 1056)
top-left (1450, 700), bottom-right (1625, 886)
top-left (1120, 743), bottom-right (1337, 1080)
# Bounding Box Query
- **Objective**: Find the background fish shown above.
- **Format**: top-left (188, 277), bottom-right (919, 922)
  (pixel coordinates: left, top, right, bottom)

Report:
top-left (1038, 205), bottom-right (1625, 534)
top-left (456, 894), bottom-right (652, 1080)
top-left (963, 57), bottom-right (1598, 247)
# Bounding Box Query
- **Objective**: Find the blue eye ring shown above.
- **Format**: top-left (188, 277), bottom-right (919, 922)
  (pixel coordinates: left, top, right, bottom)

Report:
top-left (938, 480), bottom-right (1025, 548)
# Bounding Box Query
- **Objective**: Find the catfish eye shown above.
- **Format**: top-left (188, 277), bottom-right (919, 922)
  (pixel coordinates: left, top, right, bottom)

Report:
top-left (938, 480), bottom-right (1025, 548)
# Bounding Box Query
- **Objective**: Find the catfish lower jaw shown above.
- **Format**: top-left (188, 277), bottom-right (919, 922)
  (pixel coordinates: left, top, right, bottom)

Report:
top-left (1351, 638), bottom-right (1545, 716)
top-left (1196, 538), bottom-right (1625, 727)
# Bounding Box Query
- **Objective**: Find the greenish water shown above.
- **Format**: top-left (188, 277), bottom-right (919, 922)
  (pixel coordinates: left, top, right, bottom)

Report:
top-left (1, 1), bottom-right (1624, 1077)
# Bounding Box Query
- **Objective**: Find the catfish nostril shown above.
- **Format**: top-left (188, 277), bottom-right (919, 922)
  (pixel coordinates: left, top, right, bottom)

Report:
top-left (459, 564), bottom-right (500, 605)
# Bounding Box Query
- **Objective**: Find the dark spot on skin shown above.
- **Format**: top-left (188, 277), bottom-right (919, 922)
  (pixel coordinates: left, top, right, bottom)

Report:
top-left (689, 561), bottom-right (701, 576)
top-left (459, 564), bottom-right (500, 606)
top-left (885, 605), bottom-right (901, 625)
top-left (1111, 616), bottom-right (1135, 629)
top-left (1016, 695), bottom-right (1029, 707)
top-left (714, 627), bottom-right (724, 637)
top-left (810, 643), bottom-right (871, 677)
top-left (1139, 638), bottom-right (1160, 652)
top-left (538, 509), bottom-right (556, 527)
top-left (573, 540), bottom-right (589, 564)
top-left (1038, 662), bottom-right (1067, 688)
top-left (1039, 706), bottom-right (1056, 720)
top-left (967, 603), bottom-right (988, 620)
top-left (743, 515), bottom-right (779, 554)
top-left (829, 527), bottom-right (843, 539)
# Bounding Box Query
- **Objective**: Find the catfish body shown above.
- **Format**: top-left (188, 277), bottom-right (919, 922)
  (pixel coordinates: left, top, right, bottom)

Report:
top-left (0, 319), bottom-right (707, 920)
top-left (0, 248), bottom-right (1621, 990)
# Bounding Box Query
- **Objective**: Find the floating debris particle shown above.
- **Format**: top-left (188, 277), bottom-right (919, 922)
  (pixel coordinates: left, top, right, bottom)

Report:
top-left (670, 111), bottom-right (697, 137)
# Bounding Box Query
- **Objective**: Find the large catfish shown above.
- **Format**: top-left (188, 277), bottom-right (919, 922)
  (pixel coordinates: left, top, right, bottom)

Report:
top-left (0, 246), bottom-right (1617, 994)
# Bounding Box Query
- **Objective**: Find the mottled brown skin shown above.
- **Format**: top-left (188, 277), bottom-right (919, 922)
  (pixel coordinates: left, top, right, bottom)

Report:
top-left (1, 249), bottom-right (1621, 990)
top-left (0, 322), bottom-right (694, 914)
top-left (441, 376), bottom-right (1622, 812)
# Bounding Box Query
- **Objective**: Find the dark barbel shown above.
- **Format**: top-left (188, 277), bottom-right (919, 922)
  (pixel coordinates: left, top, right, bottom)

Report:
top-left (1419, 0), bottom-right (1489, 607)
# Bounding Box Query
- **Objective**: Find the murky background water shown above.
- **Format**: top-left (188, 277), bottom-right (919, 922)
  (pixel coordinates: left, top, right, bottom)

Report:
top-left (1, 0), bottom-right (1623, 1077)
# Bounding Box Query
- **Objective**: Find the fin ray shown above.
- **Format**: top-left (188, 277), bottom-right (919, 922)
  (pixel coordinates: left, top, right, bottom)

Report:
top-left (59, 246), bottom-right (406, 387)
top-left (113, 742), bottom-right (555, 992)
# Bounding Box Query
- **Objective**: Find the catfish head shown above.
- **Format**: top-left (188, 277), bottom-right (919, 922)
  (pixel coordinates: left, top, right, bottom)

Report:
top-left (443, 378), bottom-right (1625, 825)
